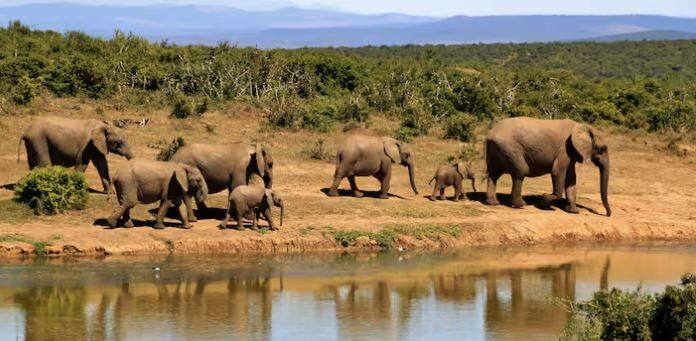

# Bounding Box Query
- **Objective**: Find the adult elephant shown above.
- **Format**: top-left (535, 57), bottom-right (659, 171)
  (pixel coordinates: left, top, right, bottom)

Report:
top-left (19, 117), bottom-right (135, 193)
top-left (485, 117), bottom-right (611, 216)
top-left (328, 134), bottom-right (418, 199)
top-left (170, 143), bottom-right (273, 211)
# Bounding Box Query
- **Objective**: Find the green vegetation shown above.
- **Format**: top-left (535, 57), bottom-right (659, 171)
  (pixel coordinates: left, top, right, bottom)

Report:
top-left (329, 224), bottom-right (462, 249)
top-left (155, 136), bottom-right (186, 161)
top-left (1, 22), bottom-right (694, 138)
top-left (0, 233), bottom-right (62, 256)
top-left (14, 166), bottom-right (88, 215)
top-left (302, 138), bottom-right (332, 161)
top-left (562, 273), bottom-right (696, 340)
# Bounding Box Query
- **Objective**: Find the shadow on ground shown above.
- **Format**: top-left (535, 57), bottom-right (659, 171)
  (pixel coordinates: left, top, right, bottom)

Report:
top-left (320, 188), bottom-right (407, 199)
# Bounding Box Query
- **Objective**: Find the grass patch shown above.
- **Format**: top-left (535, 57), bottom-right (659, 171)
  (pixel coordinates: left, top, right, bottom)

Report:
top-left (0, 199), bottom-right (35, 224)
top-left (328, 224), bottom-right (462, 249)
top-left (0, 233), bottom-right (61, 256)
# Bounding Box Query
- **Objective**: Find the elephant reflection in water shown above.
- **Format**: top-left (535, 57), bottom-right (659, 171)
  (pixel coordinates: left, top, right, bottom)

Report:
top-left (13, 286), bottom-right (113, 340)
top-left (432, 274), bottom-right (477, 303)
top-left (484, 264), bottom-right (577, 339)
top-left (324, 281), bottom-right (399, 339)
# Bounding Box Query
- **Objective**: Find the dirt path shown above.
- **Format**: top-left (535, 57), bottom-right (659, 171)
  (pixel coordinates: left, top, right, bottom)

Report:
top-left (0, 100), bottom-right (694, 257)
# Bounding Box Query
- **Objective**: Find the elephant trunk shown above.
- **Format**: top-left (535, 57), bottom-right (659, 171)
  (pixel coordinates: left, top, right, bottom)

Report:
top-left (599, 159), bottom-right (611, 217)
top-left (123, 146), bottom-right (135, 160)
top-left (264, 168), bottom-right (273, 189)
top-left (407, 162), bottom-right (418, 194)
top-left (279, 200), bottom-right (284, 226)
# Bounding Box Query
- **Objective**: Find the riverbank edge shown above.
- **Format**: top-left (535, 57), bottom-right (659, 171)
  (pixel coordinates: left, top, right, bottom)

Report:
top-left (1, 218), bottom-right (694, 258)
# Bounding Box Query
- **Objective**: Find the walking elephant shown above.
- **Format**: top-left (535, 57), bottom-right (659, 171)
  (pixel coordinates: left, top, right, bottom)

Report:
top-left (429, 162), bottom-right (476, 201)
top-left (170, 143), bottom-right (273, 212)
top-left (108, 159), bottom-right (208, 229)
top-left (328, 134), bottom-right (418, 199)
top-left (19, 117), bottom-right (134, 193)
top-left (219, 185), bottom-right (284, 231)
top-left (485, 117), bottom-right (611, 216)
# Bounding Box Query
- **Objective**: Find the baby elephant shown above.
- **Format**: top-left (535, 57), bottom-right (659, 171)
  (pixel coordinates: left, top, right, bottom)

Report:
top-left (108, 159), bottom-right (208, 229)
top-left (429, 162), bottom-right (477, 201)
top-left (220, 186), bottom-right (284, 231)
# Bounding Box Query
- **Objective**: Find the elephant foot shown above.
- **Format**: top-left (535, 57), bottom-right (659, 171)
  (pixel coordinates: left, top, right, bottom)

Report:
top-left (123, 220), bottom-right (134, 228)
top-left (107, 218), bottom-right (119, 228)
top-left (485, 197), bottom-right (500, 206)
top-left (153, 222), bottom-right (165, 230)
top-left (428, 196), bottom-right (436, 201)
top-left (218, 222), bottom-right (226, 229)
top-left (378, 193), bottom-right (389, 199)
top-left (565, 205), bottom-right (580, 214)
top-left (235, 225), bottom-right (244, 231)
top-left (353, 190), bottom-right (365, 198)
top-left (511, 199), bottom-right (527, 208)
top-left (180, 223), bottom-right (192, 229)
top-left (452, 198), bottom-right (460, 202)
top-left (188, 216), bottom-right (198, 223)
top-left (327, 189), bottom-right (340, 197)
top-left (438, 195), bottom-right (446, 201)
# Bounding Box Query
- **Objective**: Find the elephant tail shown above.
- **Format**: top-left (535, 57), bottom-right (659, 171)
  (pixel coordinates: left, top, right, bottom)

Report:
top-left (17, 135), bottom-right (25, 163)
top-left (428, 174), bottom-right (436, 185)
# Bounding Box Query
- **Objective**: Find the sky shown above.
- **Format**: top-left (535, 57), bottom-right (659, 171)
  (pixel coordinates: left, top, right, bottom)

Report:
top-left (2, 0), bottom-right (696, 18)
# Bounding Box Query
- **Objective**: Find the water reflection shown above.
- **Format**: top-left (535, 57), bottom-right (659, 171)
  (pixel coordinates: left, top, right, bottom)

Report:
top-left (1, 244), bottom-right (694, 340)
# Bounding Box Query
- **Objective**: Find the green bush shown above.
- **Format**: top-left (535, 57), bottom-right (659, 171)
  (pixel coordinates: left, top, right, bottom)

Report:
top-left (443, 112), bottom-right (477, 142)
top-left (170, 98), bottom-right (195, 119)
top-left (10, 75), bottom-right (38, 105)
top-left (14, 166), bottom-right (88, 215)
top-left (563, 273), bottom-right (696, 341)
top-left (302, 138), bottom-right (332, 161)
top-left (156, 137), bottom-right (186, 161)
top-left (650, 273), bottom-right (696, 340)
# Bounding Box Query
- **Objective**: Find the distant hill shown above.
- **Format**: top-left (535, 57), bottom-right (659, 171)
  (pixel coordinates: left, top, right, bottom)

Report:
top-left (1, 3), bottom-right (696, 47)
top-left (585, 30), bottom-right (696, 42)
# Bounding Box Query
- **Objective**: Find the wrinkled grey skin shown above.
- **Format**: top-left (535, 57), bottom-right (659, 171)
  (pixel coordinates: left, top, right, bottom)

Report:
top-left (328, 134), bottom-right (418, 199)
top-left (170, 143), bottom-right (273, 212)
top-left (429, 162), bottom-right (476, 201)
top-left (219, 186), bottom-right (284, 231)
top-left (108, 159), bottom-right (208, 229)
top-left (485, 117), bottom-right (611, 216)
top-left (19, 117), bottom-right (134, 193)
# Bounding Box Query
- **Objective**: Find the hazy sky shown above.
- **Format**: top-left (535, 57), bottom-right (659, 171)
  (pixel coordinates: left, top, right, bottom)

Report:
top-left (3, 0), bottom-right (696, 17)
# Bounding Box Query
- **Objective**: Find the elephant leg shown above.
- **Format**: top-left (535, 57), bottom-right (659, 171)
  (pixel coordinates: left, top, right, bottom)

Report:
top-left (378, 171), bottom-right (390, 199)
top-left (251, 209), bottom-right (259, 231)
top-left (182, 194), bottom-right (196, 222)
top-left (485, 173), bottom-right (501, 206)
top-left (176, 198), bottom-right (192, 229)
top-left (453, 182), bottom-right (463, 202)
top-left (430, 183), bottom-right (439, 201)
top-left (154, 200), bottom-right (172, 229)
top-left (263, 208), bottom-right (277, 231)
top-left (30, 138), bottom-right (51, 168)
top-left (235, 208), bottom-right (245, 231)
top-left (196, 197), bottom-right (209, 214)
top-left (511, 176), bottom-right (527, 208)
top-left (348, 176), bottom-right (364, 198)
top-left (93, 156), bottom-right (111, 194)
top-left (564, 166), bottom-right (579, 214)
top-left (219, 203), bottom-right (231, 229)
top-left (438, 187), bottom-right (446, 201)
top-left (328, 174), bottom-right (344, 197)
top-left (108, 201), bottom-right (134, 228)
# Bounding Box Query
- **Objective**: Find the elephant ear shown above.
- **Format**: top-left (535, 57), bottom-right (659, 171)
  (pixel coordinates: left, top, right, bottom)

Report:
top-left (90, 124), bottom-right (110, 156)
top-left (173, 167), bottom-right (189, 193)
top-left (255, 144), bottom-right (266, 177)
top-left (571, 125), bottom-right (594, 163)
top-left (455, 162), bottom-right (467, 177)
top-left (264, 189), bottom-right (274, 209)
top-left (382, 137), bottom-right (401, 164)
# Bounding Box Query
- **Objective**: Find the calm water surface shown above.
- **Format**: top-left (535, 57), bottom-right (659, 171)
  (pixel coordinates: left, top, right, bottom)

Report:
top-left (1, 243), bottom-right (695, 340)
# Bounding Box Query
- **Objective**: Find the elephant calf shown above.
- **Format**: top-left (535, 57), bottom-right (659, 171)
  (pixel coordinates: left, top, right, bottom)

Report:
top-left (429, 162), bottom-right (476, 201)
top-left (219, 186), bottom-right (284, 231)
top-left (108, 159), bottom-right (208, 229)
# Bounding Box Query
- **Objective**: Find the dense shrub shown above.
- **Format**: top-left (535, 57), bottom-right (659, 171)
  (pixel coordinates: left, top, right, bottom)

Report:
top-left (443, 112), bottom-right (477, 142)
top-left (14, 166), bottom-right (88, 215)
top-left (563, 273), bottom-right (696, 341)
top-left (155, 137), bottom-right (186, 161)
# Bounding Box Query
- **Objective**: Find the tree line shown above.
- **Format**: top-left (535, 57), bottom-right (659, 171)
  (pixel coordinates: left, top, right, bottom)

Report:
top-left (1, 21), bottom-right (694, 141)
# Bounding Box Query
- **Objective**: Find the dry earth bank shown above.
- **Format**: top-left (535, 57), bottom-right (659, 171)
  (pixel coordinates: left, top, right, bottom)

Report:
top-left (0, 98), bottom-right (694, 257)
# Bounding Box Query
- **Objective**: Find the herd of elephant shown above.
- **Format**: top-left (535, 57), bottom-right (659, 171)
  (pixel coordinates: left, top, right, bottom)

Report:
top-left (16, 115), bottom-right (611, 231)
